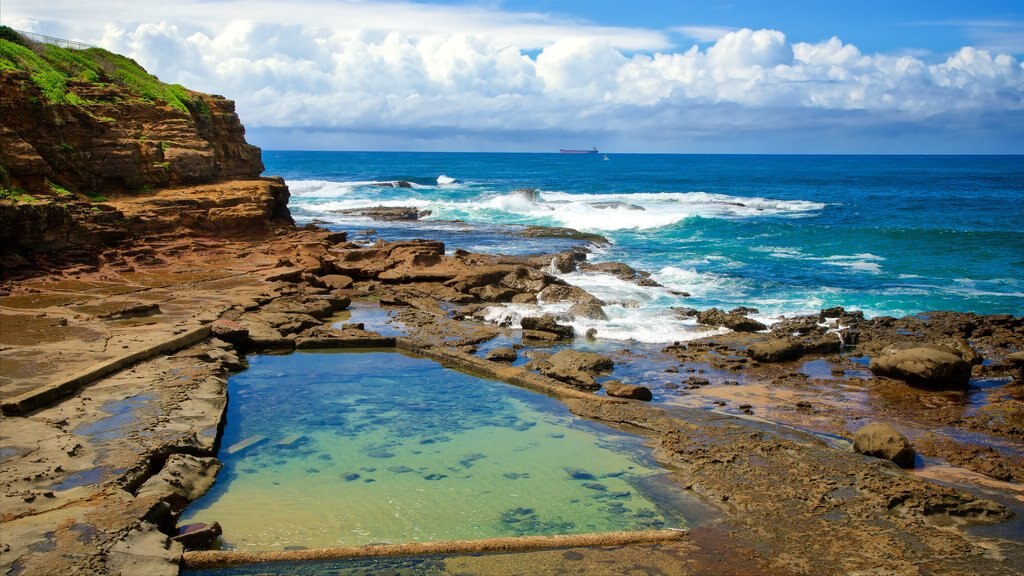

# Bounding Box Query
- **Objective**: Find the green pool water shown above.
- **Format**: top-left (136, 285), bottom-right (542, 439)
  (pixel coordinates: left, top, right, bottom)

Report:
top-left (181, 350), bottom-right (687, 551)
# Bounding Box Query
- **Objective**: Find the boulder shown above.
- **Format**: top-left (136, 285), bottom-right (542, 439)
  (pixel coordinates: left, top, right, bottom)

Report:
top-left (500, 266), bottom-right (558, 294)
top-left (485, 347), bottom-right (518, 363)
top-left (511, 293), bottom-right (537, 304)
top-left (853, 422), bottom-right (915, 468)
top-left (540, 365), bottom-right (598, 389)
top-left (604, 380), bottom-right (652, 401)
top-left (547, 252), bottom-right (579, 274)
top-left (747, 339), bottom-right (804, 363)
top-left (520, 315), bottom-right (574, 339)
top-left (511, 188), bottom-right (539, 202)
top-left (539, 349), bottom-right (613, 389)
top-left (537, 284), bottom-right (605, 305)
top-left (318, 274), bottom-right (354, 290)
top-left (546, 349), bottom-right (614, 373)
top-left (696, 308), bottom-right (767, 332)
top-left (870, 346), bottom-right (972, 388)
top-left (568, 302), bottom-right (609, 321)
top-left (171, 522), bottom-right (223, 551)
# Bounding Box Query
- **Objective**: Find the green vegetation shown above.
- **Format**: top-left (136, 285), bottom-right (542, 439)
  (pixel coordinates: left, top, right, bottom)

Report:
top-left (49, 182), bottom-right (73, 196)
top-left (0, 186), bottom-right (38, 203)
top-left (58, 141), bottom-right (75, 153)
top-left (0, 26), bottom-right (200, 114)
top-left (85, 192), bottom-right (109, 202)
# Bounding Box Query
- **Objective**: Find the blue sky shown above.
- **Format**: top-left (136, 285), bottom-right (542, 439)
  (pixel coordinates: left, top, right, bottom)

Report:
top-left (3, 0), bottom-right (1023, 153)
top-left (498, 0), bottom-right (1024, 57)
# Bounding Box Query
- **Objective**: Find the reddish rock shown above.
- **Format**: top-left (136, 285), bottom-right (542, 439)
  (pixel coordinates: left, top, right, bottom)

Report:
top-left (604, 380), bottom-right (652, 401)
top-left (211, 319), bottom-right (248, 343)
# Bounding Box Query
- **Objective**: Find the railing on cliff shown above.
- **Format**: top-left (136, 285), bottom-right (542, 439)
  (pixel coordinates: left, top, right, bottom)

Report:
top-left (12, 29), bottom-right (97, 50)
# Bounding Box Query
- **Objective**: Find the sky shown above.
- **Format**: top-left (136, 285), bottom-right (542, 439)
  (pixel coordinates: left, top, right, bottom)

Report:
top-left (2, 1), bottom-right (1023, 153)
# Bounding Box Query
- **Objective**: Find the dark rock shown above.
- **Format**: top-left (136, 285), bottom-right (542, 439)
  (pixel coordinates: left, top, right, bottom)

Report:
top-left (511, 188), bottom-right (539, 202)
top-left (485, 347), bottom-right (517, 363)
top-left (604, 380), bottom-right (652, 401)
top-left (518, 226), bottom-right (610, 246)
top-left (172, 522), bottom-right (222, 551)
top-left (853, 422), bottom-right (915, 468)
top-left (697, 308), bottom-right (767, 332)
top-left (870, 346), bottom-right (972, 388)
top-left (510, 293), bottom-right (537, 304)
top-left (336, 206), bottom-right (426, 220)
top-left (520, 315), bottom-right (574, 339)
top-left (672, 307), bottom-right (700, 319)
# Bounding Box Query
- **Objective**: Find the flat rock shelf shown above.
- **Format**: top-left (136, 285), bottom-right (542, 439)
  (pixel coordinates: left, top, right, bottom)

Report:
top-left (181, 350), bottom-right (690, 551)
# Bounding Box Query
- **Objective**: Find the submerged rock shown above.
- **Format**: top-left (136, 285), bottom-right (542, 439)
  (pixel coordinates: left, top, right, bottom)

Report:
top-left (517, 225), bottom-right (610, 246)
top-left (336, 206), bottom-right (429, 221)
top-left (869, 346), bottom-right (971, 388)
top-left (485, 347), bottom-right (518, 363)
top-left (853, 422), bottom-right (915, 468)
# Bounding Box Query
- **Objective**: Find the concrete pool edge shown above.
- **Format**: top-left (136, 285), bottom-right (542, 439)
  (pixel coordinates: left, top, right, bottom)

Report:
top-left (182, 529), bottom-right (688, 568)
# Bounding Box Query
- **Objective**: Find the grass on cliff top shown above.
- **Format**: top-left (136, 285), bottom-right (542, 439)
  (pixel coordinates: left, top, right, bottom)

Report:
top-left (0, 27), bottom-right (196, 113)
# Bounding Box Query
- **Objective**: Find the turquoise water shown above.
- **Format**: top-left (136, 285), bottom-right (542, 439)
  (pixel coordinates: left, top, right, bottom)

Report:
top-left (181, 351), bottom-right (687, 550)
top-left (264, 152), bottom-right (1024, 342)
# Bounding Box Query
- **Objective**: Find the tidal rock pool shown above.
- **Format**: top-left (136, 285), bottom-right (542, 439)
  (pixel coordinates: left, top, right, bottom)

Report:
top-left (181, 350), bottom-right (687, 551)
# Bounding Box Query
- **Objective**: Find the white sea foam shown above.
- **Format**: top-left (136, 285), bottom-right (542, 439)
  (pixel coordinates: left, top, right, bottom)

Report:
top-left (436, 174), bottom-right (457, 185)
top-left (288, 179), bottom-right (368, 198)
top-left (822, 253), bottom-right (885, 274)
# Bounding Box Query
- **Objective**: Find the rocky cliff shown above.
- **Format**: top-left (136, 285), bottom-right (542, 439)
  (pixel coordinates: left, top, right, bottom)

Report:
top-left (0, 28), bottom-right (290, 260)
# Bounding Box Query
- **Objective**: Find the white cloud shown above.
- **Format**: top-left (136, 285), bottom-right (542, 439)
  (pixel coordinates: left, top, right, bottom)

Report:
top-left (3, 2), bottom-right (1022, 151)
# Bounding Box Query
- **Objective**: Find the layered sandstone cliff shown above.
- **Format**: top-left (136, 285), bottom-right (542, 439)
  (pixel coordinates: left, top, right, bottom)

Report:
top-left (0, 29), bottom-right (290, 259)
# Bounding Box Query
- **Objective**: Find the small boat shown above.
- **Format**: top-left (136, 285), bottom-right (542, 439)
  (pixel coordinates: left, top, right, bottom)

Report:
top-left (560, 147), bottom-right (599, 154)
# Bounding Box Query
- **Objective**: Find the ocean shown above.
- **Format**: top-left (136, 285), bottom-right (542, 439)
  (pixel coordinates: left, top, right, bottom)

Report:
top-left (264, 152), bottom-right (1024, 343)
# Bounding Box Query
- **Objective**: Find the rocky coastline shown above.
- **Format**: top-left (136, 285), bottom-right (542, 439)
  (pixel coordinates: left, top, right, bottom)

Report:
top-left (2, 32), bottom-right (1022, 575)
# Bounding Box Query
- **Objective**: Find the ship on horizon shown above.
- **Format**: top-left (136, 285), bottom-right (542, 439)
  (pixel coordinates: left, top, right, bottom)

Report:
top-left (559, 147), bottom-right (599, 154)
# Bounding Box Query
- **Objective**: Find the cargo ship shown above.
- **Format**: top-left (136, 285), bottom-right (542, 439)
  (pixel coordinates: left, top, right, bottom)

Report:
top-left (559, 147), bottom-right (599, 154)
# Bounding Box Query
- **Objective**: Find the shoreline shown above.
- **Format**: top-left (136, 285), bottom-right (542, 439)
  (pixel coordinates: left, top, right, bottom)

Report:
top-left (1, 189), bottom-right (1022, 574)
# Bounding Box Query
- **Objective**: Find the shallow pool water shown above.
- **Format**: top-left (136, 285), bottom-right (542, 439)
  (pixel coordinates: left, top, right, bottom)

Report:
top-left (181, 351), bottom-right (687, 551)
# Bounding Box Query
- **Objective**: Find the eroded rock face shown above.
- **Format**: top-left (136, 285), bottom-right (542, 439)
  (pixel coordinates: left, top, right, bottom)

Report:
top-left (0, 71), bottom-right (263, 197)
top-left (135, 455), bottom-right (222, 512)
top-left (853, 422), bottom-right (916, 468)
top-left (869, 346), bottom-right (972, 388)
